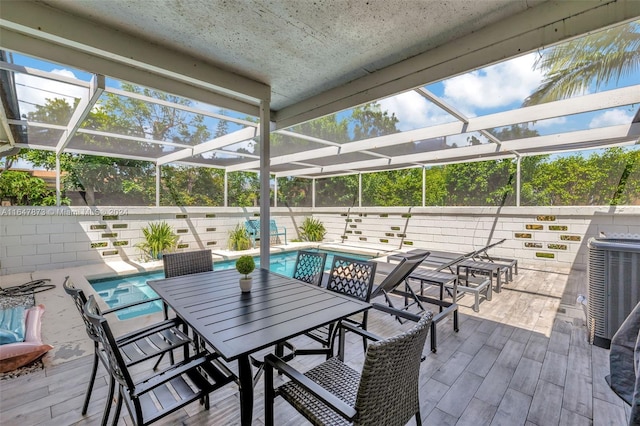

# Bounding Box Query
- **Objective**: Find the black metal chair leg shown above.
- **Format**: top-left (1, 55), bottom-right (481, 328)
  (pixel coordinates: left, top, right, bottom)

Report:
top-left (265, 358), bottom-right (275, 426)
top-left (416, 411), bottom-right (423, 426)
top-left (111, 391), bottom-right (123, 426)
top-left (82, 345), bottom-right (100, 415)
top-left (101, 377), bottom-right (115, 426)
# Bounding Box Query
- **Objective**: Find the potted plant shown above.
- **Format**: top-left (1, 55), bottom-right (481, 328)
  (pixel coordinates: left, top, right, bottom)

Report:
top-left (228, 223), bottom-right (252, 251)
top-left (136, 221), bottom-right (179, 261)
top-left (299, 217), bottom-right (326, 242)
top-left (235, 255), bottom-right (255, 292)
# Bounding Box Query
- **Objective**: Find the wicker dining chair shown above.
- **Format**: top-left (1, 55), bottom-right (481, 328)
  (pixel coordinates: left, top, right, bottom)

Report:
top-left (63, 277), bottom-right (191, 425)
top-left (265, 312), bottom-right (433, 426)
top-left (162, 249), bottom-right (213, 278)
top-left (292, 250), bottom-right (327, 286)
top-left (83, 296), bottom-right (236, 426)
top-left (161, 249), bottom-right (213, 319)
top-left (298, 255), bottom-right (377, 358)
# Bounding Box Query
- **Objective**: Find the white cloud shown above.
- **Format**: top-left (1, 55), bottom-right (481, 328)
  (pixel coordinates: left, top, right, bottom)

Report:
top-left (442, 53), bottom-right (544, 112)
top-left (15, 69), bottom-right (87, 117)
top-left (378, 54), bottom-right (545, 130)
top-left (589, 109), bottom-right (635, 128)
top-left (377, 91), bottom-right (455, 131)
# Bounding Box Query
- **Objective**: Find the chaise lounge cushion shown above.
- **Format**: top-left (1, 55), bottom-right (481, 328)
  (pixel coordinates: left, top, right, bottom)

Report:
top-left (0, 306), bottom-right (26, 345)
top-left (0, 305), bottom-right (53, 373)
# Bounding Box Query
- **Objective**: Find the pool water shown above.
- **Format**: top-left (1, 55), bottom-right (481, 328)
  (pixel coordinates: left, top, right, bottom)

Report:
top-left (90, 249), bottom-right (371, 320)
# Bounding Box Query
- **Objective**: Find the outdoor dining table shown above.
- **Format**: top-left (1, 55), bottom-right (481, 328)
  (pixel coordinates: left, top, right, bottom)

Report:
top-left (147, 268), bottom-right (371, 426)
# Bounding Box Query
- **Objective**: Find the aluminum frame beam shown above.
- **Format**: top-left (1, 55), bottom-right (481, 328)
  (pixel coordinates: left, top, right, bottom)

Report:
top-left (55, 74), bottom-right (104, 154)
top-left (274, 0), bottom-right (640, 128)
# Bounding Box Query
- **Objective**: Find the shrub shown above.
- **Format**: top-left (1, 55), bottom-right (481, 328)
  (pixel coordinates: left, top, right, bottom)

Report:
top-left (228, 223), bottom-right (251, 251)
top-left (299, 217), bottom-right (326, 242)
top-left (235, 255), bottom-right (255, 278)
top-left (136, 221), bottom-right (178, 261)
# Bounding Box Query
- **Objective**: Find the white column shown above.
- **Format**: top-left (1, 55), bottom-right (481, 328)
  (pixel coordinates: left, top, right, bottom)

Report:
top-left (224, 171), bottom-right (228, 207)
top-left (259, 99), bottom-right (271, 264)
top-left (312, 178), bottom-right (316, 208)
top-left (155, 164), bottom-right (160, 207)
top-left (422, 166), bottom-right (426, 207)
top-left (358, 173), bottom-right (362, 207)
top-left (516, 156), bottom-right (522, 207)
top-left (55, 154), bottom-right (61, 206)
top-left (274, 177), bottom-right (278, 208)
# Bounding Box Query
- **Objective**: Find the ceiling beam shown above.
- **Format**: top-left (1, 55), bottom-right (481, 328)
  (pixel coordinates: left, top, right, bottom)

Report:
top-left (238, 86), bottom-right (640, 172)
top-left (156, 126), bottom-right (259, 165)
top-left (278, 123), bottom-right (640, 177)
top-left (105, 86), bottom-right (260, 126)
top-left (416, 87), bottom-right (501, 145)
top-left (274, 0), bottom-right (640, 128)
top-left (0, 0), bottom-right (270, 114)
top-left (56, 74), bottom-right (104, 154)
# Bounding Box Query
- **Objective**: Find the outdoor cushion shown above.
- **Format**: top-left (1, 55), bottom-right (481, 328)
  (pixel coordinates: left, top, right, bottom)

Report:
top-left (0, 305), bottom-right (52, 373)
top-left (0, 306), bottom-right (26, 345)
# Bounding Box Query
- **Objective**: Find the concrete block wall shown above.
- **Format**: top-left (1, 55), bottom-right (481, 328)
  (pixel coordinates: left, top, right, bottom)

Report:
top-left (314, 206), bottom-right (640, 270)
top-left (2, 205), bottom-right (639, 275)
top-left (0, 206), bottom-right (306, 276)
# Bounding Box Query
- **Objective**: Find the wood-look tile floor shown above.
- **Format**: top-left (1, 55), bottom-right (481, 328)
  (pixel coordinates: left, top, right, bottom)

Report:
top-left (0, 265), bottom-right (630, 425)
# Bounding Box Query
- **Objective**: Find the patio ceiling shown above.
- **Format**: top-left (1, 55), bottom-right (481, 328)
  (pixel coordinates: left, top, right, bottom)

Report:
top-left (0, 0), bottom-right (639, 178)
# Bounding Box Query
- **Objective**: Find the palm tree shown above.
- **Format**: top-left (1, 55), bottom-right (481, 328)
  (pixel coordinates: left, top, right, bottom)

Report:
top-left (523, 20), bottom-right (640, 106)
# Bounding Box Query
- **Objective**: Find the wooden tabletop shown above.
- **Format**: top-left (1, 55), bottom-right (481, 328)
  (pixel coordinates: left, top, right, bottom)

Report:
top-left (148, 268), bottom-right (371, 361)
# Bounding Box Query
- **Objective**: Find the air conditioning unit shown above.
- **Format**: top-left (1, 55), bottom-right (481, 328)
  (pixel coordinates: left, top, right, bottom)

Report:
top-left (587, 237), bottom-right (640, 348)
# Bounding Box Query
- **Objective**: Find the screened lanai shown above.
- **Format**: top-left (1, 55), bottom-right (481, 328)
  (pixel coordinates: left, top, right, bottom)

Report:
top-left (1, 1), bottom-right (640, 256)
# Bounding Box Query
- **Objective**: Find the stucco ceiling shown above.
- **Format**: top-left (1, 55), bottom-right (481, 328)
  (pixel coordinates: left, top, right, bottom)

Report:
top-left (34, 0), bottom-right (542, 111)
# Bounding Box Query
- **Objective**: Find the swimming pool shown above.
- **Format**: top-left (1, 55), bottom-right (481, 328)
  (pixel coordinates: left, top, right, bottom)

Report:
top-left (90, 249), bottom-right (372, 320)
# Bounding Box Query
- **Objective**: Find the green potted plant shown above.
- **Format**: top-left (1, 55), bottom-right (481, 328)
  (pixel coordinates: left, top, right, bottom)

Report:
top-left (235, 255), bottom-right (256, 292)
top-left (136, 221), bottom-right (179, 261)
top-left (299, 217), bottom-right (326, 242)
top-left (228, 223), bottom-right (252, 251)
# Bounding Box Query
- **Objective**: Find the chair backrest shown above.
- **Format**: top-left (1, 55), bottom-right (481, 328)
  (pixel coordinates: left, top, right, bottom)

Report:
top-left (245, 219), bottom-right (260, 234)
top-left (326, 255), bottom-right (377, 302)
top-left (371, 252), bottom-right (430, 299)
top-left (63, 276), bottom-right (100, 343)
top-left (84, 295), bottom-right (135, 391)
top-left (292, 250), bottom-right (327, 286)
top-left (471, 238), bottom-right (506, 260)
top-left (163, 249), bottom-right (213, 278)
top-left (354, 312), bottom-right (433, 426)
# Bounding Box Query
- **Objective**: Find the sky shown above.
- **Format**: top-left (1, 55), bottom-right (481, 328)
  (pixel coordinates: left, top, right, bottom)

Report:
top-left (5, 19), bottom-right (640, 165)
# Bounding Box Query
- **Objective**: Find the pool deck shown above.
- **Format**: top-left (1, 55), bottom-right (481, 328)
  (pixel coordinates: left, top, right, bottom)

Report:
top-left (0, 243), bottom-right (630, 425)
top-left (0, 242), bottom-right (388, 366)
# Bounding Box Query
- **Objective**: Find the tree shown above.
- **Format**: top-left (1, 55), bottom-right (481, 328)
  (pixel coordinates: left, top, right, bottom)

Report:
top-left (18, 83), bottom-right (212, 206)
top-left (524, 20), bottom-right (640, 105)
top-left (0, 170), bottom-right (68, 205)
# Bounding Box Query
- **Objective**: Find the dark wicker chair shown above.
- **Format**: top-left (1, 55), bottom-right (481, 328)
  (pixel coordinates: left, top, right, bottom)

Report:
top-left (292, 250), bottom-right (327, 286)
top-left (265, 312), bottom-right (433, 426)
top-left (83, 295), bottom-right (236, 426)
top-left (299, 255), bottom-right (377, 358)
top-left (162, 249), bottom-right (213, 278)
top-left (63, 277), bottom-right (192, 424)
top-left (161, 249), bottom-right (213, 319)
